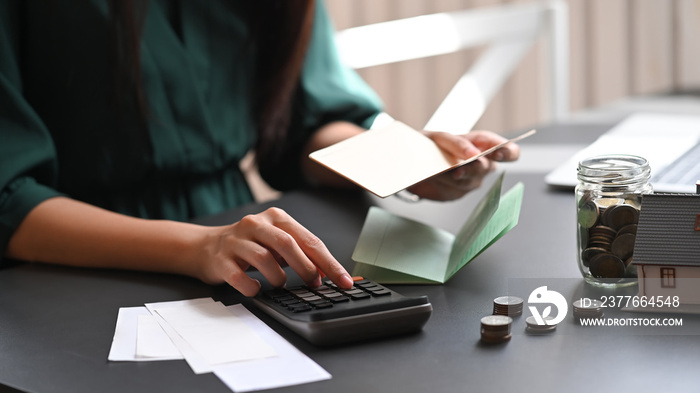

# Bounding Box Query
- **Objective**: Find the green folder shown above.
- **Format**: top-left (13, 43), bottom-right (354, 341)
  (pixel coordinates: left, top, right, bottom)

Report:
top-left (351, 174), bottom-right (523, 284)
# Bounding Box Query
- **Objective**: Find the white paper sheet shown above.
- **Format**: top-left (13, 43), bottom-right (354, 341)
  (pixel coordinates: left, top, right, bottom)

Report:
top-left (108, 306), bottom-right (183, 362)
top-left (108, 300), bottom-right (331, 392)
top-left (145, 297), bottom-right (218, 374)
top-left (136, 314), bottom-right (182, 359)
top-left (214, 305), bottom-right (332, 392)
top-left (153, 302), bottom-right (277, 366)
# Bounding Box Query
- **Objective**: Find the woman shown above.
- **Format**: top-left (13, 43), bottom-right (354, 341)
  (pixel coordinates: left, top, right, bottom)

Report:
top-left (0, 0), bottom-right (519, 296)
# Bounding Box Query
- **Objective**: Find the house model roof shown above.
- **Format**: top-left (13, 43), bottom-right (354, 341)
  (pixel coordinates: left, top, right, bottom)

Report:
top-left (633, 193), bottom-right (700, 266)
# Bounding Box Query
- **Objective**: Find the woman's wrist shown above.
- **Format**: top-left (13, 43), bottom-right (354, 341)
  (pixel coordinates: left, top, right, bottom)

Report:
top-left (301, 121), bottom-right (365, 188)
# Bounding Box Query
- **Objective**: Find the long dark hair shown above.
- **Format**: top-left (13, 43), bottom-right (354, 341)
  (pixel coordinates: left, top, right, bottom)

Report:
top-left (107, 0), bottom-right (316, 172)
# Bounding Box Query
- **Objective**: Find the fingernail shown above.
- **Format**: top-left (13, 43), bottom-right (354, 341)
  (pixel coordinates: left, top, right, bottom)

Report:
top-left (340, 273), bottom-right (353, 289)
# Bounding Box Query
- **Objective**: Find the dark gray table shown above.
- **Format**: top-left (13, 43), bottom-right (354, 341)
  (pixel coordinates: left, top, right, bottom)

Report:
top-left (2, 121), bottom-right (699, 393)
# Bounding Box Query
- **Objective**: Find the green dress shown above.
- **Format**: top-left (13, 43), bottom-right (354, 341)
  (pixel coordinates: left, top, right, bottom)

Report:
top-left (0, 1), bottom-right (382, 256)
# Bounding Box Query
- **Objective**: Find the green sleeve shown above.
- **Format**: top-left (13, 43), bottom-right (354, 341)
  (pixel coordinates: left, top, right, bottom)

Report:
top-left (0, 1), bottom-right (65, 260)
top-left (260, 0), bottom-right (383, 191)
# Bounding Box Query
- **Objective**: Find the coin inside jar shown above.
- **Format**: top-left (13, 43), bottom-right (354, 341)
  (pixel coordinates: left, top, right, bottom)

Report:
top-left (577, 200), bottom-right (641, 281)
top-left (577, 200), bottom-right (599, 229)
top-left (588, 226), bottom-right (616, 251)
top-left (617, 223), bottom-right (638, 236)
top-left (581, 247), bottom-right (607, 267)
top-left (588, 253), bottom-right (626, 280)
top-left (602, 204), bottom-right (639, 230)
top-left (611, 232), bottom-right (636, 260)
top-left (596, 197), bottom-right (623, 207)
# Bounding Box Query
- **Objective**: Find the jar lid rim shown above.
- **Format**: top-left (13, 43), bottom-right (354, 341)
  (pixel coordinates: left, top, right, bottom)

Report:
top-left (578, 154), bottom-right (649, 170)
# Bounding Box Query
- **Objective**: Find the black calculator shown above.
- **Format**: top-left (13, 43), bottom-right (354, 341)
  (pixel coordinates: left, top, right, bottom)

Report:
top-left (253, 278), bottom-right (432, 346)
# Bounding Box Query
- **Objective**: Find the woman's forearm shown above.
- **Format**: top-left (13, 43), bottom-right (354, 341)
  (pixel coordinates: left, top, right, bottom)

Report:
top-left (301, 121), bottom-right (365, 187)
top-left (5, 197), bottom-right (206, 279)
top-left (4, 196), bottom-right (353, 296)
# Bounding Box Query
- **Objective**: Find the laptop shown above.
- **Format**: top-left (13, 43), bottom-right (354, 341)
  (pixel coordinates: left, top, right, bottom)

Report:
top-left (545, 113), bottom-right (700, 194)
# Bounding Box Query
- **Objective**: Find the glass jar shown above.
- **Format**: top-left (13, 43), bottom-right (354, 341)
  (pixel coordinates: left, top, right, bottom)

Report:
top-left (575, 155), bottom-right (652, 287)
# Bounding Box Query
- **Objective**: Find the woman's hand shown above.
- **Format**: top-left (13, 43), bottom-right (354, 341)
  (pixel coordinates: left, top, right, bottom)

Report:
top-left (407, 130), bottom-right (520, 201)
top-left (196, 207), bottom-right (354, 296)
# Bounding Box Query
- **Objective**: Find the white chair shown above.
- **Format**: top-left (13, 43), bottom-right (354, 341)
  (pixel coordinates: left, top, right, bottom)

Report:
top-left (335, 0), bottom-right (569, 134)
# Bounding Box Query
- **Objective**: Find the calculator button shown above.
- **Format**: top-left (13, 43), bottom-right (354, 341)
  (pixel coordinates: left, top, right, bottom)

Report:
top-left (329, 296), bottom-right (350, 303)
top-left (264, 289), bottom-right (289, 299)
top-left (349, 292), bottom-right (371, 300)
top-left (304, 295), bottom-right (323, 302)
top-left (323, 280), bottom-right (338, 289)
top-left (369, 289), bottom-right (392, 296)
top-left (289, 304), bottom-right (312, 312)
top-left (311, 302), bottom-right (333, 309)
top-left (343, 289), bottom-right (365, 296)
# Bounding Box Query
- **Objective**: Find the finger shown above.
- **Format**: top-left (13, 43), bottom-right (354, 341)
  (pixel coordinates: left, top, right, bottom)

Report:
top-left (253, 225), bottom-right (321, 287)
top-left (467, 130), bottom-right (509, 149)
top-left (408, 170), bottom-right (483, 201)
top-left (236, 211), bottom-right (320, 287)
top-left (221, 259), bottom-right (262, 297)
top-left (432, 158), bottom-right (496, 197)
top-left (407, 156), bottom-right (495, 200)
top-left (262, 208), bottom-right (353, 289)
top-left (279, 224), bottom-right (353, 289)
top-left (488, 144), bottom-right (520, 162)
top-left (427, 131), bottom-right (481, 159)
top-left (450, 157), bottom-right (496, 180)
top-left (270, 249), bottom-right (288, 267)
top-left (438, 171), bottom-right (485, 193)
top-left (237, 242), bottom-right (287, 288)
top-left (467, 131), bottom-right (520, 162)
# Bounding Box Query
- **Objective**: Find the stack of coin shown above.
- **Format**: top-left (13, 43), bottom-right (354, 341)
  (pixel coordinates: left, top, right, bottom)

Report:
top-left (480, 315), bottom-right (513, 344)
top-left (577, 195), bottom-right (641, 281)
top-left (572, 298), bottom-right (604, 323)
top-left (525, 316), bottom-right (557, 334)
top-left (493, 296), bottom-right (524, 317)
